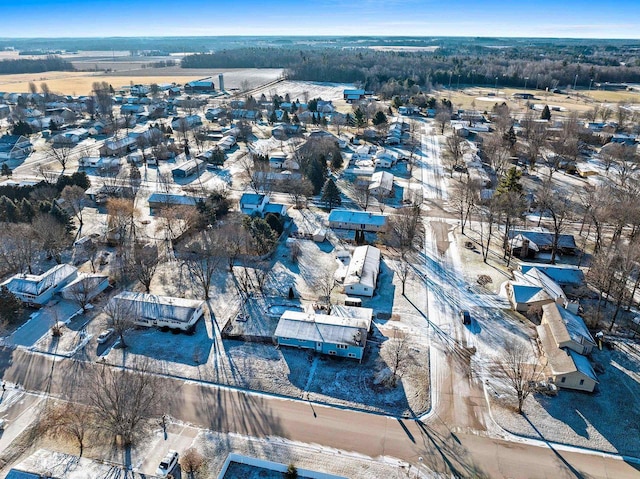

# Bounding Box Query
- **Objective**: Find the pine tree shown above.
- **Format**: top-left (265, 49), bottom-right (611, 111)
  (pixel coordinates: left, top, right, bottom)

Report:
top-left (0, 286), bottom-right (23, 326)
top-left (1, 163), bottom-right (11, 177)
top-left (496, 167), bottom-right (523, 195)
top-left (321, 178), bottom-right (342, 210)
top-left (373, 110), bottom-right (388, 126)
top-left (541, 105), bottom-right (551, 121)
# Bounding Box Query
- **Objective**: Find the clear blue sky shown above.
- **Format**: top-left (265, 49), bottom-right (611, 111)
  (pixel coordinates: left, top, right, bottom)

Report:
top-left (1, 0), bottom-right (639, 39)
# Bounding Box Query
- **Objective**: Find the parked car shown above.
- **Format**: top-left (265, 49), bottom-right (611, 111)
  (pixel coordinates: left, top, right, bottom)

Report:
top-left (96, 328), bottom-right (115, 344)
top-left (460, 310), bottom-right (472, 325)
top-left (156, 450), bottom-right (179, 477)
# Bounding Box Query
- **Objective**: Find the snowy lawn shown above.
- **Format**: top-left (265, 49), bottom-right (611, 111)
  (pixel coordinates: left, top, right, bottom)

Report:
top-left (488, 340), bottom-right (640, 456)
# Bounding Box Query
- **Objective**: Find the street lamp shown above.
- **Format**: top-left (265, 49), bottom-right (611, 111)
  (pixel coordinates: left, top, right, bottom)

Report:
top-left (448, 71), bottom-right (453, 89)
top-left (495, 76), bottom-right (499, 96)
top-left (457, 74), bottom-right (461, 90)
top-left (524, 77), bottom-right (529, 90)
top-left (589, 78), bottom-right (594, 91)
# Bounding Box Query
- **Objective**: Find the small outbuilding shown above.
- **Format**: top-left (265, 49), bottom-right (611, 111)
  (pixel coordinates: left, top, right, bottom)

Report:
top-left (343, 245), bottom-right (381, 297)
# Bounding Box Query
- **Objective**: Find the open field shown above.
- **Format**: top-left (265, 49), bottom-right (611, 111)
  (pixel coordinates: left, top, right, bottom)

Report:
top-left (437, 86), bottom-right (640, 116)
top-left (0, 67), bottom-right (284, 95)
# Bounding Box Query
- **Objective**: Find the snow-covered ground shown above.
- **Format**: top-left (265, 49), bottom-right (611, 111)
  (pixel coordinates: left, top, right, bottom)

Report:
top-left (488, 340), bottom-right (640, 456)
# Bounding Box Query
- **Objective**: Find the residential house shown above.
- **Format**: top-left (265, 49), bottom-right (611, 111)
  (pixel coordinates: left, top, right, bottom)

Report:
top-left (99, 136), bottom-right (137, 157)
top-left (274, 306), bottom-right (373, 361)
top-left (518, 263), bottom-right (585, 287)
top-left (537, 303), bottom-right (598, 392)
top-left (60, 273), bottom-right (110, 303)
top-left (508, 228), bottom-right (578, 259)
top-left (147, 192), bottom-right (203, 215)
top-left (328, 209), bottom-right (387, 233)
top-left (1, 264), bottom-right (78, 306)
top-left (368, 171), bottom-right (394, 197)
top-left (171, 157), bottom-right (205, 179)
top-left (108, 292), bottom-right (206, 331)
top-left (343, 245), bottom-right (381, 297)
top-left (171, 115), bottom-right (203, 131)
top-left (239, 193), bottom-right (287, 217)
top-left (0, 135), bottom-right (33, 161)
top-left (268, 150), bottom-right (287, 169)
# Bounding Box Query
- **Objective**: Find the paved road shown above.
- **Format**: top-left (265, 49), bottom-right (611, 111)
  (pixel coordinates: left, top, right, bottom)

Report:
top-left (0, 348), bottom-right (638, 478)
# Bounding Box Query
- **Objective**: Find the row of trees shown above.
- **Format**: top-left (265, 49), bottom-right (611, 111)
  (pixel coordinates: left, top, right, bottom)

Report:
top-left (0, 56), bottom-right (73, 74)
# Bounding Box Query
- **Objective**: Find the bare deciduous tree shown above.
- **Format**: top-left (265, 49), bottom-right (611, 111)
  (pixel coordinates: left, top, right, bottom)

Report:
top-left (498, 340), bottom-right (544, 414)
top-left (60, 185), bottom-right (87, 233)
top-left (103, 297), bottom-right (139, 348)
top-left (450, 177), bottom-right (481, 235)
top-left (131, 243), bottom-right (162, 293)
top-left (180, 231), bottom-right (223, 300)
top-left (88, 360), bottom-right (162, 447)
top-left (181, 447), bottom-right (206, 479)
top-left (42, 402), bottom-right (93, 456)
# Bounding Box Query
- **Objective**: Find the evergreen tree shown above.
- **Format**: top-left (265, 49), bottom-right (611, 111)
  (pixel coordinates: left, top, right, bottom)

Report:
top-left (292, 114), bottom-right (300, 125)
top-left (282, 110), bottom-right (290, 123)
top-left (503, 125), bottom-right (517, 150)
top-left (269, 111), bottom-right (277, 124)
top-left (496, 167), bottom-right (523, 195)
top-left (0, 286), bottom-right (23, 326)
top-left (321, 178), bottom-right (342, 209)
top-left (11, 120), bottom-right (32, 136)
top-left (541, 105), bottom-right (551, 120)
top-left (354, 108), bottom-right (366, 128)
top-left (1, 163), bottom-right (11, 177)
top-left (305, 157), bottom-right (326, 193)
top-left (331, 153), bottom-right (343, 171)
top-left (373, 110), bottom-right (388, 126)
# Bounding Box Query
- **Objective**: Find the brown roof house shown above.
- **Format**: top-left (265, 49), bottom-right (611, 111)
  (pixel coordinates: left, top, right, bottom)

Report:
top-left (536, 303), bottom-right (598, 392)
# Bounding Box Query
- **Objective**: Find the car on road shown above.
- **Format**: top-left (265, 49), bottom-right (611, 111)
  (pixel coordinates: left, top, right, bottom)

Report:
top-left (96, 328), bottom-right (115, 344)
top-left (0, 418), bottom-right (7, 430)
top-left (460, 310), bottom-right (472, 325)
top-left (156, 450), bottom-right (179, 477)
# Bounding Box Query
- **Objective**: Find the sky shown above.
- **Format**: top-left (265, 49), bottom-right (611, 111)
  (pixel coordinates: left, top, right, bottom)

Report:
top-left (1, 0), bottom-right (639, 39)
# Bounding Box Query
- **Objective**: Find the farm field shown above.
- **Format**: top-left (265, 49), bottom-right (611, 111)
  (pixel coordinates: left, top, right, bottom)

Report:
top-left (0, 67), bottom-right (284, 95)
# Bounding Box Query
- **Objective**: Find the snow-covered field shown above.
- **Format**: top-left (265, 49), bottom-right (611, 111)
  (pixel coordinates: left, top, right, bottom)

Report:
top-left (250, 80), bottom-right (355, 108)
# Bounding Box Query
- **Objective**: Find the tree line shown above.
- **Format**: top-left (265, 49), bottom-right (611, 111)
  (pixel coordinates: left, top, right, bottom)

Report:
top-left (181, 46), bottom-right (640, 91)
top-left (0, 56), bottom-right (73, 74)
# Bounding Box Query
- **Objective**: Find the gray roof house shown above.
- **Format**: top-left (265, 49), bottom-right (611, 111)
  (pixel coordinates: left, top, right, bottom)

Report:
top-left (537, 303), bottom-right (598, 392)
top-left (328, 209), bottom-right (387, 232)
top-left (1, 264), bottom-right (78, 306)
top-left (0, 135), bottom-right (33, 161)
top-left (274, 306), bottom-right (373, 361)
top-left (343, 245), bottom-right (381, 298)
top-left (109, 292), bottom-right (205, 331)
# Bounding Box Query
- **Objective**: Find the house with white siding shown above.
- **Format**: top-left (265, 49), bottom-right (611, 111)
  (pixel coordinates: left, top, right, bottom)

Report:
top-left (328, 209), bottom-right (387, 233)
top-left (343, 245), bottom-right (381, 297)
top-left (108, 292), bottom-right (206, 332)
top-left (1, 264), bottom-right (78, 306)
